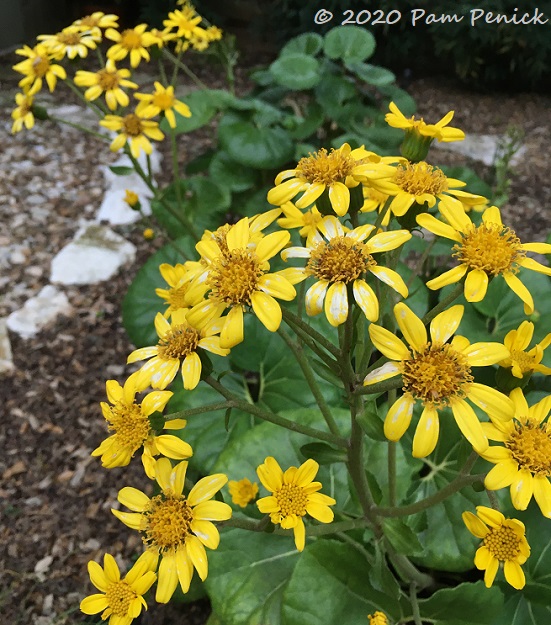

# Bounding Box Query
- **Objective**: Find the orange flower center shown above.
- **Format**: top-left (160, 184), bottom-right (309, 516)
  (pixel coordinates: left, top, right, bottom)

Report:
top-left (104, 580), bottom-right (138, 616)
top-left (121, 113), bottom-right (144, 137)
top-left (106, 401), bottom-right (150, 454)
top-left (453, 224), bottom-right (525, 275)
top-left (507, 421), bottom-right (551, 475)
top-left (510, 349), bottom-right (537, 374)
top-left (80, 15), bottom-right (100, 27)
top-left (394, 161), bottom-right (448, 196)
top-left (157, 324), bottom-right (200, 360)
top-left (295, 148), bottom-right (357, 185)
top-left (401, 343), bottom-right (473, 406)
top-left (483, 525), bottom-right (522, 561)
top-left (208, 250), bottom-right (262, 306)
top-left (58, 32), bottom-right (81, 46)
top-left (143, 493), bottom-right (193, 551)
top-left (97, 68), bottom-right (120, 90)
top-left (275, 483), bottom-right (308, 518)
top-left (307, 236), bottom-right (374, 283)
top-left (32, 55), bottom-right (51, 77)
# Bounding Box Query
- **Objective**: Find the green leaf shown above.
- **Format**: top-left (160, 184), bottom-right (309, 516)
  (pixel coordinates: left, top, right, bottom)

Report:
top-left (282, 541), bottom-right (405, 625)
top-left (420, 582), bottom-right (503, 625)
top-left (315, 74), bottom-right (356, 119)
top-left (346, 62), bottom-right (396, 86)
top-left (323, 26), bottom-right (376, 63)
top-left (108, 165), bottom-right (134, 176)
top-left (218, 120), bottom-right (294, 169)
top-left (368, 541), bottom-right (401, 600)
top-left (121, 238), bottom-right (194, 347)
top-left (169, 89), bottom-right (233, 134)
top-left (382, 518), bottom-right (423, 556)
top-left (378, 84), bottom-right (417, 116)
top-left (281, 33), bottom-right (323, 57)
top-left (356, 402), bottom-right (386, 442)
top-left (208, 151), bottom-right (258, 192)
top-left (299, 442), bottom-right (347, 465)
top-left (287, 102), bottom-right (324, 140)
top-left (269, 53), bottom-right (322, 90)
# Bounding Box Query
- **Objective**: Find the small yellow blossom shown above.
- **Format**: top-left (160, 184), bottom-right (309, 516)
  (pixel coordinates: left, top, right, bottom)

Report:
top-left (75, 59), bottom-right (138, 111)
top-left (155, 262), bottom-right (200, 318)
top-left (499, 321), bottom-right (551, 378)
top-left (37, 26), bottom-right (99, 59)
top-left (256, 456), bottom-right (336, 551)
top-left (13, 43), bottom-right (67, 93)
top-left (462, 506), bottom-right (530, 589)
top-left (105, 24), bottom-right (158, 68)
top-left (100, 111), bottom-right (164, 159)
top-left (143, 228), bottom-right (155, 240)
top-left (228, 478), bottom-right (259, 507)
top-left (11, 85), bottom-right (39, 134)
top-left (134, 82), bottom-right (191, 129)
top-left (368, 612), bottom-right (389, 625)
top-left (386, 101), bottom-right (465, 143)
top-left (124, 189), bottom-right (140, 208)
top-left (73, 12), bottom-right (119, 38)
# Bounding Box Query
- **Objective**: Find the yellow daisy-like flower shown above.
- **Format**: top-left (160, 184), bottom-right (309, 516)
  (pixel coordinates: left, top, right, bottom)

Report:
top-left (148, 27), bottom-right (174, 47)
top-left (256, 457), bottom-right (336, 551)
top-left (80, 552), bottom-right (156, 625)
top-left (100, 111), bottom-right (164, 159)
top-left (105, 24), bottom-right (158, 68)
top-left (364, 302), bottom-right (514, 458)
top-left (37, 26), bottom-right (99, 60)
top-left (282, 215), bottom-right (411, 326)
top-left (127, 308), bottom-right (229, 390)
top-left (462, 506), bottom-right (530, 589)
top-left (11, 85), bottom-right (39, 134)
top-left (163, 8), bottom-right (204, 39)
top-left (418, 205), bottom-right (551, 315)
top-left (185, 217), bottom-right (297, 349)
top-left (385, 101), bottom-right (465, 143)
top-left (368, 612), bottom-right (389, 625)
top-left (481, 387), bottom-right (551, 517)
top-left (112, 458), bottom-right (232, 603)
top-left (92, 374), bottom-right (192, 478)
top-left (360, 159), bottom-right (487, 221)
top-left (135, 82), bottom-right (191, 129)
top-left (124, 189), bottom-right (140, 208)
top-left (228, 478), bottom-right (259, 507)
top-left (267, 143), bottom-right (375, 216)
top-left (155, 262), bottom-right (203, 318)
top-left (73, 12), bottom-right (119, 38)
top-left (75, 59), bottom-right (138, 111)
top-left (13, 44), bottom-right (67, 93)
top-left (277, 201), bottom-right (324, 246)
top-left (499, 321), bottom-right (551, 379)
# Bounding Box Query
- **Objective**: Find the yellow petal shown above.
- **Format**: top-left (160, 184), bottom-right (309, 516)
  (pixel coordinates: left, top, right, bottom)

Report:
top-left (80, 594), bottom-right (109, 615)
top-left (182, 352), bottom-right (201, 390)
top-left (370, 266), bottom-right (408, 298)
top-left (256, 231), bottom-right (291, 263)
top-left (227, 217), bottom-right (249, 251)
top-left (468, 383), bottom-right (515, 421)
top-left (394, 302), bottom-right (427, 352)
top-left (258, 273), bottom-right (296, 300)
top-left (484, 557), bottom-right (499, 587)
top-left (426, 264), bottom-right (468, 290)
top-left (461, 510), bottom-right (489, 539)
top-left (155, 435), bottom-right (193, 460)
top-left (328, 182), bottom-right (350, 216)
top-left (366, 229), bottom-right (411, 253)
top-left (105, 379), bottom-right (124, 404)
top-left (353, 279), bottom-right (379, 322)
top-left (294, 459), bottom-right (319, 487)
top-left (412, 404), bottom-right (439, 458)
top-left (430, 305), bottom-right (463, 344)
top-left (463, 344), bottom-right (510, 366)
top-left (305, 280), bottom-right (329, 316)
top-left (464, 269), bottom-right (489, 302)
top-left (504, 560), bottom-right (525, 590)
top-left (220, 306), bottom-right (244, 349)
top-left (295, 182), bottom-right (325, 209)
top-left (474, 546), bottom-right (493, 569)
top-left (510, 470), bottom-right (533, 510)
top-left (416, 213), bottom-right (462, 242)
top-left (175, 546), bottom-right (193, 593)
top-left (450, 398), bottom-right (488, 453)
top-left (324, 281), bottom-right (349, 327)
top-left (191, 519), bottom-right (220, 549)
top-left (250, 291), bottom-right (282, 332)
top-left (186, 535), bottom-right (208, 580)
top-left (193, 500), bottom-right (232, 521)
top-left (118, 487), bottom-right (150, 512)
top-left (369, 324), bottom-right (410, 361)
top-left (141, 390), bottom-right (173, 416)
top-left (306, 502), bottom-right (334, 523)
top-left (476, 506), bottom-right (505, 528)
top-left (503, 272), bottom-right (534, 314)
top-left (156, 553), bottom-right (179, 603)
top-left (384, 394), bottom-right (414, 441)
top-left (188, 473), bottom-right (228, 506)
top-left (533, 475), bottom-right (551, 518)
top-left (88, 561), bottom-right (109, 592)
top-left (111, 509), bottom-right (143, 530)
top-left (363, 362), bottom-right (401, 385)
top-left (293, 518), bottom-right (306, 551)
top-left (257, 456), bottom-right (284, 492)
top-left (268, 178), bottom-right (307, 206)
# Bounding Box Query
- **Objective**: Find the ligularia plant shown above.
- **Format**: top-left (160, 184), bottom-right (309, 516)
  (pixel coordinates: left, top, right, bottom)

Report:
top-left (15, 5), bottom-right (551, 623)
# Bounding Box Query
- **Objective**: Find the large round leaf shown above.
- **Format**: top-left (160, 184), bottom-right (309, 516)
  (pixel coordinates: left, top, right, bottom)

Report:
top-left (218, 120), bottom-right (294, 169)
top-left (208, 151), bottom-right (258, 193)
top-left (323, 26), bottom-right (376, 63)
top-left (167, 89), bottom-right (234, 134)
top-left (346, 61), bottom-right (396, 86)
top-left (269, 53), bottom-right (322, 90)
top-left (281, 33), bottom-right (323, 57)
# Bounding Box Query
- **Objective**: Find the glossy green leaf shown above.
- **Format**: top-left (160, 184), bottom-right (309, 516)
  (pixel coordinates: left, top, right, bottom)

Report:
top-left (269, 53), bottom-right (322, 90)
top-left (382, 518), bottom-right (423, 555)
top-left (108, 165), bottom-right (134, 176)
top-left (378, 84), bottom-right (417, 115)
top-left (288, 102), bottom-right (324, 140)
top-left (169, 89), bottom-right (233, 134)
top-left (346, 61), bottom-right (396, 86)
top-left (299, 442), bottom-right (347, 465)
top-left (208, 151), bottom-right (258, 192)
top-left (323, 26), bottom-right (376, 63)
top-left (281, 33), bottom-right (323, 57)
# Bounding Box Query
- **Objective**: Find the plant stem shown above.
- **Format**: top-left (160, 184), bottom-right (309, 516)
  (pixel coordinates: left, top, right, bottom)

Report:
top-left (49, 116), bottom-right (109, 140)
top-left (163, 48), bottom-right (209, 89)
top-left (281, 308), bottom-right (341, 359)
top-left (422, 282), bottom-right (464, 325)
top-left (409, 582), bottom-right (423, 625)
top-left (278, 328), bottom-right (342, 437)
top-left (165, 401), bottom-right (233, 420)
top-left (388, 551), bottom-right (433, 590)
top-left (220, 517), bottom-right (369, 536)
top-left (355, 377), bottom-right (403, 395)
top-left (62, 78), bottom-right (106, 118)
top-left (204, 376), bottom-right (348, 448)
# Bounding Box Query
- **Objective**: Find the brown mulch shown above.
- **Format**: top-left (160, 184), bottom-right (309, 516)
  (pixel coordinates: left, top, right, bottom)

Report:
top-left (1, 42), bottom-right (551, 625)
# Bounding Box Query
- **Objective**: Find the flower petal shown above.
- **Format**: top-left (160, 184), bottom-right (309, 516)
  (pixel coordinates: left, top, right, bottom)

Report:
top-left (250, 291), bottom-right (283, 332)
top-left (175, 546), bottom-right (194, 593)
top-left (510, 470), bottom-right (533, 511)
top-left (426, 264), bottom-right (468, 290)
top-left (384, 394), bottom-right (414, 441)
top-left (118, 487), bottom-right (150, 512)
top-left (305, 280), bottom-right (329, 316)
top-left (294, 459), bottom-right (319, 487)
top-left (188, 474), bottom-right (228, 506)
top-left (328, 181), bottom-right (350, 216)
top-left (412, 404), bottom-right (439, 458)
top-left (503, 272), bottom-right (534, 314)
top-left (394, 302), bottom-right (427, 351)
top-left (464, 269), bottom-right (489, 302)
top-left (186, 535), bottom-right (208, 580)
top-left (533, 475), bottom-right (551, 518)
top-left (504, 560), bottom-right (525, 590)
top-left (156, 553), bottom-right (178, 603)
top-left (363, 362), bottom-right (401, 385)
top-left (182, 352), bottom-right (202, 390)
top-left (370, 266), bottom-right (408, 298)
top-left (450, 398), bottom-right (488, 453)
top-left (193, 500), bottom-right (232, 521)
top-left (462, 511), bottom-right (489, 539)
top-left (324, 281), bottom-right (349, 327)
top-left (293, 518), bottom-right (306, 551)
top-left (353, 279), bottom-right (379, 322)
top-left (468, 383), bottom-right (515, 421)
top-left (369, 324), bottom-right (410, 361)
top-left (430, 305), bottom-right (463, 344)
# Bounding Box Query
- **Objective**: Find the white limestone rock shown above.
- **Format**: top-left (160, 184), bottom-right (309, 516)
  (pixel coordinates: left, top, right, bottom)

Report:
top-left (50, 222), bottom-right (136, 285)
top-left (6, 286), bottom-right (72, 339)
top-left (0, 318), bottom-right (14, 373)
top-left (434, 133), bottom-right (526, 167)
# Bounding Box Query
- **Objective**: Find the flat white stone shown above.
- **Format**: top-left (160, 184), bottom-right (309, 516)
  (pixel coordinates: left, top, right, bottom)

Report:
top-left (6, 286), bottom-right (72, 339)
top-left (50, 222), bottom-right (136, 285)
top-left (0, 318), bottom-right (14, 373)
top-left (434, 134), bottom-right (526, 167)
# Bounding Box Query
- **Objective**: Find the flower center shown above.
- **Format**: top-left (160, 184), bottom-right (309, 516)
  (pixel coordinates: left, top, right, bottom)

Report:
top-left (307, 237), bottom-right (374, 283)
top-left (401, 343), bottom-right (473, 406)
top-left (165, 285), bottom-right (190, 311)
top-left (153, 91), bottom-right (175, 110)
top-left (58, 32), bottom-right (81, 46)
top-left (507, 421), bottom-right (551, 475)
top-left (32, 55), bottom-right (50, 77)
top-left (483, 525), bottom-right (521, 561)
top-left (122, 114), bottom-right (144, 137)
top-left (157, 324), bottom-right (200, 360)
top-left (394, 161), bottom-right (448, 196)
top-left (453, 224), bottom-right (525, 275)
top-left (97, 69), bottom-right (120, 90)
top-left (121, 29), bottom-right (143, 49)
top-left (142, 493), bottom-right (193, 552)
top-left (80, 15), bottom-right (99, 27)
top-left (104, 580), bottom-right (137, 616)
top-left (275, 483), bottom-right (308, 518)
top-left (19, 97), bottom-right (33, 116)
top-left (295, 148), bottom-right (356, 185)
top-left (208, 250), bottom-right (262, 306)
top-left (107, 402), bottom-right (150, 454)
top-left (510, 349), bottom-right (537, 374)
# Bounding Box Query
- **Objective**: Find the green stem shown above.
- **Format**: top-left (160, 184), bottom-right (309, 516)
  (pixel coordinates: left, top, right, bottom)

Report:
top-left (422, 282), bottom-right (464, 325)
top-left (170, 127), bottom-right (184, 209)
top-left (165, 401), bottom-right (233, 420)
top-left (409, 582), bottom-right (424, 625)
top-left (63, 78), bottom-right (106, 117)
top-left (284, 322), bottom-right (339, 370)
top-left (388, 551), bottom-right (433, 589)
top-left (355, 377), bottom-right (403, 395)
top-left (336, 532), bottom-right (375, 565)
top-left (278, 328), bottom-right (341, 437)
top-left (204, 376), bottom-right (348, 448)
top-left (49, 116), bottom-right (109, 140)
top-left (406, 236), bottom-right (435, 289)
top-left (221, 517), bottom-right (369, 537)
top-left (282, 308), bottom-right (341, 359)
top-left (163, 48), bottom-right (209, 89)
top-left (158, 58), bottom-right (168, 85)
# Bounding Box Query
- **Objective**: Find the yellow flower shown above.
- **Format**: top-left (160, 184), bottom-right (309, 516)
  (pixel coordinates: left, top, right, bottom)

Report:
top-left (143, 228), bottom-right (155, 240)
top-left (359, 186), bottom-right (391, 224)
top-left (368, 612), bottom-right (389, 625)
top-left (499, 321), bottom-right (551, 378)
top-left (92, 374), bottom-right (192, 478)
top-left (105, 24), bottom-right (158, 68)
top-left (228, 478), bottom-right (259, 507)
top-left (73, 12), bottom-right (119, 38)
top-left (127, 309), bottom-right (229, 390)
top-left (385, 101), bottom-right (465, 143)
top-left (148, 27), bottom-right (174, 47)
top-left (256, 457), bottom-right (336, 551)
top-left (112, 458), bottom-right (232, 603)
top-left (267, 143), bottom-right (375, 216)
top-left (75, 59), bottom-right (138, 111)
top-left (360, 160), bottom-right (486, 221)
top-left (462, 506), bottom-right (530, 589)
top-left (100, 111), bottom-right (164, 159)
top-left (155, 262), bottom-right (200, 318)
top-left (37, 26), bottom-right (99, 60)
top-left (418, 205), bottom-right (551, 314)
top-left (135, 82), bottom-right (191, 129)
top-left (163, 8), bottom-right (204, 39)
top-left (186, 217), bottom-right (297, 349)
top-left (11, 85), bottom-right (39, 134)
top-left (277, 201), bottom-right (324, 245)
top-left (80, 552), bottom-right (156, 625)
top-left (364, 302), bottom-right (514, 457)
top-left (481, 387), bottom-right (551, 517)
top-left (124, 189), bottom-right (140, 208)
top-left (282, 215), bottom-right (411, 326)
top-left (206, 26), bottom-right (223, 41)
top-left (13, 44), bottom-right (67, 93)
